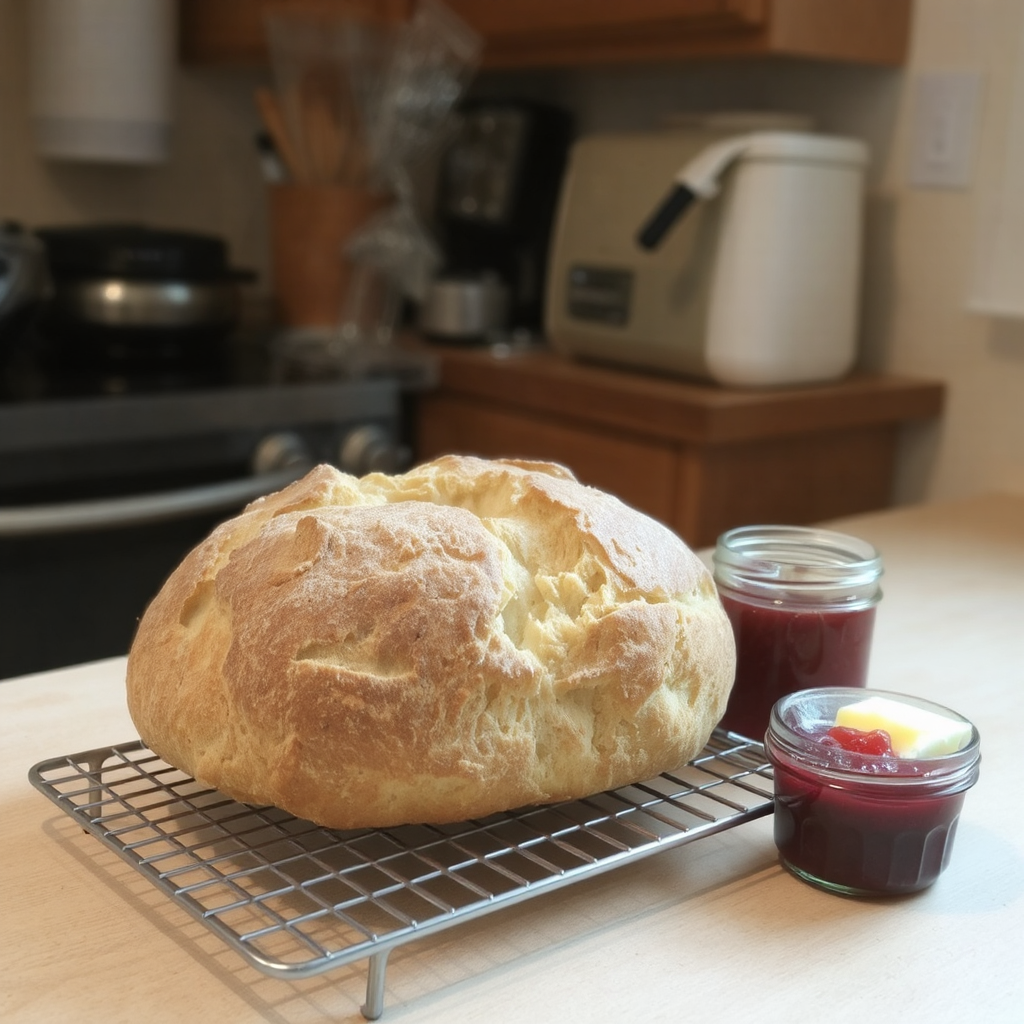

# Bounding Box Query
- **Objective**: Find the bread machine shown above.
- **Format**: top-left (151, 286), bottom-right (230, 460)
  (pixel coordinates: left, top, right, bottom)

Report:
top-left (545, 123), bottom-right (869, 387)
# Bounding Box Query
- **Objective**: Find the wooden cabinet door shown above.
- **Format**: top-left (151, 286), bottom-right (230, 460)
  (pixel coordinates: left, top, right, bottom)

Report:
top-left (444, 0), bottom-right (767, 65)
top-left (442, 0), bottom-right (766, 38)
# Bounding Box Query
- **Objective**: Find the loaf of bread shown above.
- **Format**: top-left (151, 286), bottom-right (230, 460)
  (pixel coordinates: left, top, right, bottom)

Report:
top-left (126, 456), bottom-right (735, 829)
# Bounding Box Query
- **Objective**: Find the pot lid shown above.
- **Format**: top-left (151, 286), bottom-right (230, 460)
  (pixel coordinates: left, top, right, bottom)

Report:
top-left (35, 224), bottom-right (255, 283)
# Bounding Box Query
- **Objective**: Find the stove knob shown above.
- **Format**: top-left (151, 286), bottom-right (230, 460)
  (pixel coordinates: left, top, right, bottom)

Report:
top-left (252, 431), bottom-right (312, 474)
top-left (338, 424), bottom-right (408, 476)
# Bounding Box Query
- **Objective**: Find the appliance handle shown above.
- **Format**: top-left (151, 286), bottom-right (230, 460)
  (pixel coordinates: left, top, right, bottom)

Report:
top-left (636, 133), bottom-right (756, 250)
top-left (0, 467), bottom-right (306, 537)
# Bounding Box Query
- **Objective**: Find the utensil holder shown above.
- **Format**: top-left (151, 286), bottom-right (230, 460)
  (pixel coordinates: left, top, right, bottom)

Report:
top-left (269, 183), bottom-right (390, 328)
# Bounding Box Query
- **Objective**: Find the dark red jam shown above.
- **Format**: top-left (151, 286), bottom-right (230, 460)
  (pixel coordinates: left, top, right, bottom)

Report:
top-left (718, 594), bottom-right (877, 741)
top-left (765, 689), bottom-right (981, 897)
top-left (771, 746), bottom-right (966, 895)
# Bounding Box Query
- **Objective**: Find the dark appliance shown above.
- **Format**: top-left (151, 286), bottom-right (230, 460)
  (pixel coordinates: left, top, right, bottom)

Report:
top-left (30, 224), bottom-right (254, 397)
top-left (428, 99), bottom-right (572, 338)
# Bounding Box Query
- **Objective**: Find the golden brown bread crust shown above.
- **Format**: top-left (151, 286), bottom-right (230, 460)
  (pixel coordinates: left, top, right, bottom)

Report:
top-left (126, 456), bottom-right (735, 828)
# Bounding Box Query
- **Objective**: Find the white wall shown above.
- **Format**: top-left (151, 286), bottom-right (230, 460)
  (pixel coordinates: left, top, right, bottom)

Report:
top-left (2, 0), bottom-right (1022, 506)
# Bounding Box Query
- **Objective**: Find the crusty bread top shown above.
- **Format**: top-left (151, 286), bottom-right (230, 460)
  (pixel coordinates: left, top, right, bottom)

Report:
top-left (126, 456), bottom-right (735, 828)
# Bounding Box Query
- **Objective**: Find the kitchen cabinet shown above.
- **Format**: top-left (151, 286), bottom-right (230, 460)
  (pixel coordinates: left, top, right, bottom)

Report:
top-left (444, 0), bottom-right (912, 68)
top-left (178, 0), bottom-right (412, 66)
top-left (410, 343), bottom-right (945, 548)
top-left (179, 0), bottom-right (912, 68)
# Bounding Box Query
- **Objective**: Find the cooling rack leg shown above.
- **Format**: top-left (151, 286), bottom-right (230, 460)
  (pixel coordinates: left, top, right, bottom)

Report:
top-left (86, 754), bottom-right (106, 812)
top-left (361, 949), bottom-right (391, 1021)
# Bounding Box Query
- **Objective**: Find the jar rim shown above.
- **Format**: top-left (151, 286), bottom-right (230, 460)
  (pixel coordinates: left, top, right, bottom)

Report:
top-left (713, 524), bottom-right (883, 603)
top-left (766, 686), bottom-right (981, 790)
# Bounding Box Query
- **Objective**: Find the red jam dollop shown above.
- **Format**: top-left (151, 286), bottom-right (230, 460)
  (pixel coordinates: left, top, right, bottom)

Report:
top-left (823, 726), bottom-right (894, 756)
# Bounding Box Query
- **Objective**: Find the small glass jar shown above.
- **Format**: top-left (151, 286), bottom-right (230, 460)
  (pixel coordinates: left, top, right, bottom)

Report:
top-left (766, 687), bottom-right (981, 896)
top-left (712, 525), bottom-right (884, 740)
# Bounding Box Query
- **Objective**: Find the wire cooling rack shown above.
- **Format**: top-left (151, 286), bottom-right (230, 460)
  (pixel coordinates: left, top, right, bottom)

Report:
top-left (29, 731), bottom-right (773, 1019)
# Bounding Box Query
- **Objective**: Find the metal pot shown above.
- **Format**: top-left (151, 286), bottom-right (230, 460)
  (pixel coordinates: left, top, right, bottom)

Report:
top-left (37, 224), bottom-right (252, 324)
top-left (33, 224), bottom-right (254, 394)
top-left (49, 278), bottom-right (241, 330)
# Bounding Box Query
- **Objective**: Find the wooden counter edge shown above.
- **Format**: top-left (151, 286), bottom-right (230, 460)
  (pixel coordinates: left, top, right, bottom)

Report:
top-left (418, 343), bottom-right (946, 445)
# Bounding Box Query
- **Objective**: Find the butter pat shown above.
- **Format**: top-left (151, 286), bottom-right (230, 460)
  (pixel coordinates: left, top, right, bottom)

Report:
top-left (834, 696), bottom-right (972, 758)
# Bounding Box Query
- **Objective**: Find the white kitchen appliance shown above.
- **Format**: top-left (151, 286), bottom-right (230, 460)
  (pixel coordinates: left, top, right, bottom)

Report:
top-left (545, 127), bottom-right (869, 387)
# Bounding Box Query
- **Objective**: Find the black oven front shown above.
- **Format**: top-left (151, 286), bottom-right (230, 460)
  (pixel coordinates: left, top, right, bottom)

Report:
top-left (0, 379), bottom-right (411, 679)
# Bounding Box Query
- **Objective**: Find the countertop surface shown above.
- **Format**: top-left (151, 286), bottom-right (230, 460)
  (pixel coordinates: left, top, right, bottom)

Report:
top-left (2, 493), bottom-right (1022, 1023)
top-left (415, 342), bottom-right (946, 443)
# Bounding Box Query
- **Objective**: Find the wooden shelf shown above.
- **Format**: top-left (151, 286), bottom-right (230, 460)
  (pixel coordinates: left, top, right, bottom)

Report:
top-left (179, 0), bottom-right (912, 69)
top-left (410, 343), bottom-right (945, 547)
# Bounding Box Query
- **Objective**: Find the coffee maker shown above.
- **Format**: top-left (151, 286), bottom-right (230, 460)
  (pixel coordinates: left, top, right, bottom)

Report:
top-left (419, 99), bottom-right (572, 341)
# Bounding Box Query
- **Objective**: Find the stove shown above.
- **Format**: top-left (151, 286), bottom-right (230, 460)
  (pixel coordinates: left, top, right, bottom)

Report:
top-left (0, 333), bottom-right (437, 679)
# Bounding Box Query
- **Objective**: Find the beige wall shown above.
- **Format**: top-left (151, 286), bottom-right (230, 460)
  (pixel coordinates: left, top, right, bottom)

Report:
top-left (2, 0), bottom-right (1022, 506)
top-left (880, 0), bottom-right (1024, 502)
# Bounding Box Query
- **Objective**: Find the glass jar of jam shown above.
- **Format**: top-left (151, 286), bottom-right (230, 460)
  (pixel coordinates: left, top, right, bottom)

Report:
top-left (712, 525), bottom-right (883, 740)
top-left (765, 687), bottom-right (981, 896)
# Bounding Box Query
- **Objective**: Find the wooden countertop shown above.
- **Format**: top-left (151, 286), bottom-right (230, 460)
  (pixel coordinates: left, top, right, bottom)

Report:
top-left (417, 343), bottom-right (946, 444)
top-left (3, 493), bottom-right (1022, 1023)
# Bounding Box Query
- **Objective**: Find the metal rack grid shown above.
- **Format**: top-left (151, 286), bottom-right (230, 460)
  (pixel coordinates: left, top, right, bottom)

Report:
top-left (29, 731), bottom-right (773, 1020)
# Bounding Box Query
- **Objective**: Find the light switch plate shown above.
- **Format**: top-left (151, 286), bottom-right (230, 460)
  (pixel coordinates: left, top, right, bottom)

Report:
top-left (908, 71), bottom-right (984, 189)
